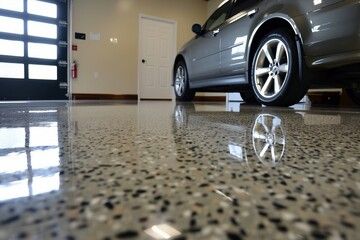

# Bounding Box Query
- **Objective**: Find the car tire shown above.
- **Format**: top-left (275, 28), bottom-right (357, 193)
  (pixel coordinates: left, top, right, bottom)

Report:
top-left (174, 61), bottom-right (195, 102)
top-left (240, 91), bottom-right (259, 104)
top-left (250, 29), bottom-right (308, 107)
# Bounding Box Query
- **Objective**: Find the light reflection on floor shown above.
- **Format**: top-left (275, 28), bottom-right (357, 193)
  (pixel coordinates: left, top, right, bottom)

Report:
top-left (0, 109), bottom-right (61, 202)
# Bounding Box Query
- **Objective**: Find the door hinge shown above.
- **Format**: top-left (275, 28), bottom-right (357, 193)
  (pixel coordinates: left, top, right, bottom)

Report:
top-left (59, 41), bottom-right (68, 47)
top-left (59, 82), bottom-right (68, 89)
top-left (59, 21), bottom-right (68, 27)
top-left (58, 60), bottom-right (68, 67)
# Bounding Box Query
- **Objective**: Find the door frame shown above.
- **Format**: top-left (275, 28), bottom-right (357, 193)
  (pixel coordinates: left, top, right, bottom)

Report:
top-left (68, 0), bottom-right (73, 99)
top-left (137, 14), bottom-right (177, 101)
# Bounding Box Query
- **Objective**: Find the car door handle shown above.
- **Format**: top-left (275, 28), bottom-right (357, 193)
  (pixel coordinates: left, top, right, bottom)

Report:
top-left (212, 29), bottom-right (220, 37)
top-left (247, 8), bottom-right (258, 18)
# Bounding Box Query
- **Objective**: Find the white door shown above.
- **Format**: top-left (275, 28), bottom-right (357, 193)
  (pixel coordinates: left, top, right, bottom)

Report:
top-left (139, 16), bottom-right (176, 100)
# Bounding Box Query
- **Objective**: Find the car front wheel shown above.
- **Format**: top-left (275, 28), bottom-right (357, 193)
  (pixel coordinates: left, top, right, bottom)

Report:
top-left (250, 30), bottom-right (308, 107)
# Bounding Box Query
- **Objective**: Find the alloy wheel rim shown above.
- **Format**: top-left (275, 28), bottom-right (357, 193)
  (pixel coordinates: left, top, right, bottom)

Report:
top-left (175, 66), bottom-right (185, 96)
top-left (254, 39), bottom-right (289, 99)
top-left (252, 114), bottom-right (286, 166)
top-left (175, 105), bottom-right (185, 126)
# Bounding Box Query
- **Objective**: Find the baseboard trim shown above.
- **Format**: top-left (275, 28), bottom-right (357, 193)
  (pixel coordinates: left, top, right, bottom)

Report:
top-left (72, 94), bottom-right (226, 102)
top-left (194, 96), bottom-right (226, 102)
top-left (72, 94), bottom-right (138, 100)
top-left (140, 98), bottom-right (172, 101)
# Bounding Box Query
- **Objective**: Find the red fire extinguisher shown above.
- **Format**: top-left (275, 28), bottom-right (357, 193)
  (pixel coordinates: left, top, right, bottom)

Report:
top-left (71, 61), bottom-right (78, 79)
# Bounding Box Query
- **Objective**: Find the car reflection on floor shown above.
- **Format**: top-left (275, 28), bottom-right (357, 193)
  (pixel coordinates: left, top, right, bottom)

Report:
top-left (173, 102), bottom-right (345, 169)
top-left (173, 103), bottom-right (288, 168)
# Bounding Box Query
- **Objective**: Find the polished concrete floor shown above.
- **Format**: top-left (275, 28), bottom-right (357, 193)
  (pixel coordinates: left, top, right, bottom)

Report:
top-left (0, 101), bottom-right (359, 240)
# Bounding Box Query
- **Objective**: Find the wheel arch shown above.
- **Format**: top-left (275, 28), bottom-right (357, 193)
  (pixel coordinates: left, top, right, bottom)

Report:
top-left (247, 15), bottom-right (304, 73)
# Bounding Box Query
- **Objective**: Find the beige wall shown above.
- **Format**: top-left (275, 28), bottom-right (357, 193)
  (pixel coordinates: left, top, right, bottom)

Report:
top-left (71, 0), bottom-right (207, 95)
top-left (207, 0), bottom-right (223, 16)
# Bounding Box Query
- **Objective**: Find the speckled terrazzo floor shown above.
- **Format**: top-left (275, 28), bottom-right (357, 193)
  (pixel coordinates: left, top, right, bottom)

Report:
top-left (0, 101), bottom-right (359, 240)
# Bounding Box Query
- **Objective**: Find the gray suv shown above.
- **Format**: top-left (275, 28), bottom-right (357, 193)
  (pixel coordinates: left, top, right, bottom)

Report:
top-left (173, 0), bottom-right (360, 106)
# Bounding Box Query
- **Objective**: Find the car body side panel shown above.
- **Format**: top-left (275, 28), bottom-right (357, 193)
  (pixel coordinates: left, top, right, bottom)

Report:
top-left (187, 32), bottom-right (222, 82)
top-left (302, 0), bottom-right (359, 67)
top-left (280, 0), bottom-right (360, 68)
top-left (220, 0), bottom-right (267, 77)
top-left (244, 0), bottom-right (360, 69)
top-left (218, 13), bottom-right (249, 76)
top-left (185, 0), bottom-right (235, 82)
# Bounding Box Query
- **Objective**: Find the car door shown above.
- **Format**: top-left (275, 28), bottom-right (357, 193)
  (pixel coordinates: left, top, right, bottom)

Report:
top-left (220, 0), bottom-right (264, 76)
top-left (189, 0), bottom-right (232, 82)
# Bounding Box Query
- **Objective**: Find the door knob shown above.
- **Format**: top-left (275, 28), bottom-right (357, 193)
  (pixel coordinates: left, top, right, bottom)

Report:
top-left (142, 59), bottom-right (146, 63)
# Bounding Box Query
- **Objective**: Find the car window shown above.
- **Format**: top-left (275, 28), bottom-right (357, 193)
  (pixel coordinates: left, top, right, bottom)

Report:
top-left (204, 0), bottom-right (232, 32)
top-left (229, 0), bottom-right (257, 18)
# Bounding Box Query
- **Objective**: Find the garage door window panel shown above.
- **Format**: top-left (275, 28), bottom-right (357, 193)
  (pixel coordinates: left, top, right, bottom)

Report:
top-left (0, 16), bottom-right (24, 35)
top-left (0, 0), bottom-right (24, 12)
top-left (28, 42), bottom-right (57, 60)
top-left (0, 39), bottom-right (24, 57)
top-left (27, 0), bottom-right (57, 19)
top-left (27, 21), bottom-right (57, 39)
top-left (0, 62), bottom-right (24, 79)
top-left (28, 64), bottom-right (57, 80)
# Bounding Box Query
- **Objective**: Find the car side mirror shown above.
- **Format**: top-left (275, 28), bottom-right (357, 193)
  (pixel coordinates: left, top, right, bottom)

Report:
top-left (192, 24), bottom-right (202, 35)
